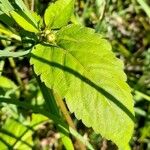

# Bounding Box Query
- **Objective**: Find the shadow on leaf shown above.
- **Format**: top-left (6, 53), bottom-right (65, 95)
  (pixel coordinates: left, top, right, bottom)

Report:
top-left (31, 53), bottom-right (135, 123)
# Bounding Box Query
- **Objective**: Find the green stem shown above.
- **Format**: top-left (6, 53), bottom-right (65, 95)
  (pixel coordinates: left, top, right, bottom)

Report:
top-left (54, 92), bottom-right (86, 150)
top-left (30, 0), bottom-right (35, 11)
top-left (9, 58), bottom-right (23, 86)
top-left (35, 74), bottom-right (86, 149)
top-left (0, 60), bottom-right (5, 76)
top-left (134, 90), bottom-right (150, 102)
top-left (54, 92), bottom-right (76, 130)
top-left (35, 75), bottom-right (74, 150)
top-left (23, 0), bottom-right (30, 10)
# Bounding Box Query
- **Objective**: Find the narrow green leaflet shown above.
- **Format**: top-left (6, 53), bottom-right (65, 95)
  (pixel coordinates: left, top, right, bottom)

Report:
top-left (14, 0), bottom-right (38, 27)
top-left (137, 0), bottom-right (150, 18)
top-left (0, 0), bottom-right (15, 26)
top-left (44, 0), bottom-right (74, 29)
top-left (30, 24), bottom-right (134, 149)
top-left (10, 11), bottom-right (39, 33)
top-left (0, 50), bottom-right (30, 58)
top-left (0, 0), bottom-right (14, 15)
top-left (0, 0), bottom-right (39, 28)
top-left (31, 12), bottom-right (43, 28)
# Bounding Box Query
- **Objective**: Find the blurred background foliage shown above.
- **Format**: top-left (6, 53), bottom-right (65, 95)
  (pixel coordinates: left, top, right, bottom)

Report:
top-left (0, 0), bottom-right (150, 149)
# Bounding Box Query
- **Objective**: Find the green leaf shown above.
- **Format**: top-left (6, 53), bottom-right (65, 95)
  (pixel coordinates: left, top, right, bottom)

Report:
top-left (0, 118), bottom-right (33, 149)
top-left (14, 0), bottom-right (38, 27)
top-left (0, 0), bottom-right (14, 15)
top-left (10, 11), bottom-right (39, 33)
top-left (44, 0), bottom-right (74, 29)
top-left (30, 24), bottom-right (134, 149)
top-left (0, 97), bottom-right (94, 150)
top-left (0, 0), bottom-right (39, 28)
top-left (0, 76), bottom-right (20, 98)
top-left (0, 50), bottom-right (30, 58)
top-left (137, 0), bottom-right (150, 18)
top-left (0, 114), bottom-right (48, 150)
top-left (0, 0), bottom-right (15, 25)
top-left (31, 12), bottom-right (43, 28)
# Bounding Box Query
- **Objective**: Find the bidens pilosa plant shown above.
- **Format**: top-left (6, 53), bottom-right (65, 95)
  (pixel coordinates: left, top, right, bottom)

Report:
top-left (0, 0), bottom-right (134, 149)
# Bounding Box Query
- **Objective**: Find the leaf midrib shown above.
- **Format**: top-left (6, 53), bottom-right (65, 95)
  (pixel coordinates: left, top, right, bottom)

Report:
top-left (60, 47), bottom-right (130, 109)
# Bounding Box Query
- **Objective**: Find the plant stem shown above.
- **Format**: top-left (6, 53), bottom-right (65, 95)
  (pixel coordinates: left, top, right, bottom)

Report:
top-left (54, 92), bottom-right (86, 150)
top-left (35, 75), bottom-right (75, 149)
top-left (31, 0), bottom-right (35, 11)
top-left (9, 58), bottom-right (23, 87)
top-left (54, 93), bottom-right (76, 129)
top-left (0, 60), bottom-right (5, 76)
top-left (134, 90), bottom-right (150, 102)
top-left (23, 0), bottom-right (30, 9)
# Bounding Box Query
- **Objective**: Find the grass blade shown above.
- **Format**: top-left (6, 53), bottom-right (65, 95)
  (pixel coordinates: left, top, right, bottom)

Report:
top-left (137, 0), bottom-right (150, 18)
